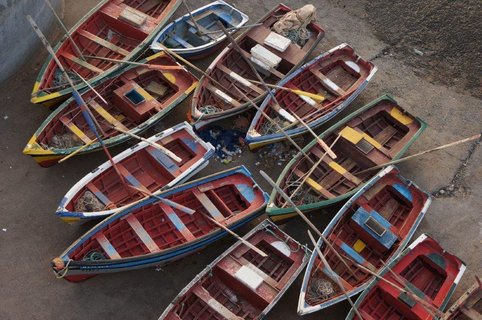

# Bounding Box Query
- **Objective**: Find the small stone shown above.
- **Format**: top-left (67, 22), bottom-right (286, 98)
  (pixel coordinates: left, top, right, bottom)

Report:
top-left (3, 115), bottom-right (8, 120)
top-left (447, 185), bottom-right (455, 192)
top-left (413, 48), bottom-right (424, 56)
top-left (2, 228), bottom-right (6, 232)
top-left (439, 189), bottom-right (446, 195)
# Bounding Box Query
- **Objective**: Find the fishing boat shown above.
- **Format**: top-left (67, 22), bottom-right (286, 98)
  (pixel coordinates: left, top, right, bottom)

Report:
top-left (159, 219), bottom-right (310, 319)
top-left (246, 43), bottom-right (377, 149)
top-left (56, 122), bottom-right (215, 224)
top-left (24, 52), bottom-right (198, 167)
top-left (150, 1), bottom-right (249, 60)
top-left (189, 4), bottom-right (324, 128)
top-left (267, 94), bottom-right (427, 221)
top-left (297, 165), bottom-right (431, 315)
top-left (442, 276), bottom-right (481, 320)
top-left (51, 166), bottom-right (269, 282)
top-left (31, 0), bottom-right (182, 107)
top-left (346, 234), bottom-right (466, 319)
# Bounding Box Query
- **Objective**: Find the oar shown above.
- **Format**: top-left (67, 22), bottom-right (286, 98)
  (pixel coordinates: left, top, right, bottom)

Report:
top-left (148, 42), bottom-right (317, 165)
top-left (27, 15), bottom-right (134, 197)
top-left (181, 0), bottom-right (204, 36)
top-left (130, 186), bottom-right (268, 257)
top-left (260, 170), bottom-right (359, 279)
top-left (43, 0), bottom-right (86, 61)
top-left (202, 23), bottom-right (263, 35)
top-left (290, 111), bottom-right (336, 158)
top-left (110, 126), bottom-right (182, 163)
top-left (357, 133), bottom-right (481, 174)
top-left (307, 230), bottom-right (364, 320)
top-left (248, 79), bottom-right (326, 102)
top-left (84, 55), bottom-right (183, 70)
top-left (57, 138), bottom-right (98, 163)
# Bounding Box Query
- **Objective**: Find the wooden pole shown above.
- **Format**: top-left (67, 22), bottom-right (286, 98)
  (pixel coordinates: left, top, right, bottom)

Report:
top-left (202, 23), bottom-right (263, 34)
top-left (307, 230), bottom-right (364, 320)
top-left (248, 79), bottom-right (326, 102)
top-left (57, 138), bottom-right (98, 163)
top-left (181, 0), bottom-right (203, 35)
top-left (290, 111), bottom-right (336, 158)
top-left (129, 185), bottom-right (268, 257)
top-left (357, 133), bottom-right (482, 174)
top-left (110, 126), bottom-right (182, 163)
top-left (43, 0), bottom-right (86, 61)
top-left (259, 170), bottom-right (359, 279)
top-left (84, 55), bottom-right (183, 70)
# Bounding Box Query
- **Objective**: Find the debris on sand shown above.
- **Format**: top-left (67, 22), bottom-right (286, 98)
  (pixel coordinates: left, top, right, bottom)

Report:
top-left (198, 125), bottom-right (245, 164)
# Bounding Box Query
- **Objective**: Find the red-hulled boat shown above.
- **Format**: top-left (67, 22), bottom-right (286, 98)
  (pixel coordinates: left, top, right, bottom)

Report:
top-left (52, 166), bottom-right (268, 282)
top-left (24, 52), bottom-right (198, 167)
top-left (346, 234), bottom-right (466, 320)
top-left (298, 165), bottom-right (431, 315)
top-left (189, 4), bottom-right (324, 128)
top-left (246, 43), bottom-right (377, 149)
top-left (31, 0), bottom-right (182, 106)
top-left (56, 122), bottom-right (215, 224)
top-left (159, 219), bottom-right (310, 319)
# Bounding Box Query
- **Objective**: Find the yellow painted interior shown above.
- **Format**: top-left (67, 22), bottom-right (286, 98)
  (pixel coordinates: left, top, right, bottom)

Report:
top-left (145, 51), bottom-right (166, 61)
top-left (163, 72), bottom-right (176, 84)
top-left (306, 177), bottom-right (324, 192)
top-left (353, 239), bottom-right (366, 253)
top-left (339, 126), bottom-right (382, 149)
top-left (66, 122), bottom-right (91, 142)
top-left (136, 86), bottom-right (154, 102)
top-left (390, 107), bottom-right (413, 125)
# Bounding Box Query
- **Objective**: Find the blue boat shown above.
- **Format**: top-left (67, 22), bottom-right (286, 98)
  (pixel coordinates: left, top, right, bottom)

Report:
top-left (150, 1), bottom-right (249, 60)
top-left (51, 166), bottom-right (269, 282)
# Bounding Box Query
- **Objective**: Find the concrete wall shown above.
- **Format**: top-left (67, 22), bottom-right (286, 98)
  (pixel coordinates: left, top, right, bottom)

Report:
top-left (0, 0), bottom-right (63, 83)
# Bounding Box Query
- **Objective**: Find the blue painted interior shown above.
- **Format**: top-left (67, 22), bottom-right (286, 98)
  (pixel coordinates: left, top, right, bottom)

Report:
top-left (351, 207), bottom-right (398, 250)
top-left (392, 183), bottom-right (413, 202)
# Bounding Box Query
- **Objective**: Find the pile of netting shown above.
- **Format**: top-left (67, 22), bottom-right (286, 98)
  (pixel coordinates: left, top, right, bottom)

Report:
top-left (198, 105), bottom-right (224, 115)
top-left (74, 191), bottom-right (105, 212)
top-left (272, 4), bottom-right (317, 46)
top-left (258, 116), bottom-right (292, 135)
top-left (50, 133), bottom-right (83, 149)
top-left (307, 278), bottom-right (337, 302)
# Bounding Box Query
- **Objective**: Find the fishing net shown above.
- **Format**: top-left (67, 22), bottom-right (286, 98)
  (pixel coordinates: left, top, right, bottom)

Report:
top-left (308, 278), bottom-right (337, 302)
top-left (272, 4), bottom-right (317, 46)
top-left (82, 250), bottom-right (106, 261)
top-left (259, 117), bottom-right (291, 135)
top-left (199, 105), bottom-right (223, 115)
top-left (53, 69), bottom-right (81, 87)
top-left (74, 191), bottom-right (105, 212)
top-left (287, 184), bottom-right (321, 205)
top-left (50, 133), bottom-right (83, 149)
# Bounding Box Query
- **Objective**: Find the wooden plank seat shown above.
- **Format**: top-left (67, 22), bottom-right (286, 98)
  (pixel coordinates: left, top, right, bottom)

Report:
top-left (205, 84), bottom-right (242, 108)
top-left (311, 147), bottom-right (362, 185)
top-left (217, 65), bottom-right (265, 94)
top-left (145, 146), bottom-right (181, 176)
top-left (85, 182), bottom-right (115, 208)
top-left (311, 68), bottom-right (347, 96)
top-left (95, 233), bottom-right (122, 259)
top-left (88, 100), bottom-right (129, 131)
top-left (169, 34), bottom-right (194, 48)
top-left (185, 20), bottom-right (216, 41)
top-left (285, 83), bottom-right (322, 108)
top-left (78, 29), bottom-right (130, 56)
top-left (159, 202), bottom-right (196, 242)
top-left (124, 215), bottom-right (160, 253)
top-left (292, 168), bottom-right (336, 199)
top-left (237, 47), bottom-right (285, 79)
top-left (373, 125), bottom-right (398, 146)
top-left (59, 115), bottom-right (93, 144)
top-left (191, 189), bottom-right (224, 222)
top-left (61, 52), bottom-right (103, 74)
top-left (191, 286), bottom-right (243, 320)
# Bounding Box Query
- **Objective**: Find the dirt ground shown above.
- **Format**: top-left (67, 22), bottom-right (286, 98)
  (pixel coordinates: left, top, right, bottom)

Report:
top-left (0, 0), bottom-right (480, 319)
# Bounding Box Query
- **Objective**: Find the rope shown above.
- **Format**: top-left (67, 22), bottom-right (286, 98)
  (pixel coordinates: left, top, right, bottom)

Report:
top-left (53, 259), bottom-right (73, 279)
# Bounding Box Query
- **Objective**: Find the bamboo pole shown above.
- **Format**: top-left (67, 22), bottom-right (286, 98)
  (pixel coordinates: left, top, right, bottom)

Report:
top-left (84, 55), bottom-right (183, 70)
top-left (357, 133), bottom-right (481, 174)
top-left (248, 79), bottom-right (326, 102)
top-left (307, 230), bottom-right (364, 320)
top-left (43, 0), bottom-right (86, 61)
top-left (260, 170), bottom-right (359, 279)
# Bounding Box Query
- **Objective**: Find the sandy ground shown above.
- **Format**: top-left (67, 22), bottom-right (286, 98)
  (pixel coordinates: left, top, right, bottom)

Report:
top-left (0, 0), bottom-right (480, 319)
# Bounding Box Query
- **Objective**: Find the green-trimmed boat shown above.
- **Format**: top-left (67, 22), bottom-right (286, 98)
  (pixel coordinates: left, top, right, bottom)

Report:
top-left (266, 94), bottom-right (427, 221)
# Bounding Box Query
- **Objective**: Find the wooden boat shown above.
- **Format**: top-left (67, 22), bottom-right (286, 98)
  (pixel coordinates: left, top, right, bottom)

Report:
top-left (346, 234), bottom-right (466, 320)
top-left (150, 1), bottom-right (249, 60)
top-left (189, 4), bottom-right (325, 129)
top-left (51, 166), bottom-right (269, 282)
top-left (298, 165), bottom-right (432, 315)
top-left (442, 276), bottom-right (481, 320)
top-left (159, 219), bottom-right (310, 319)
top-left (267, 94), bottom-right (427, 221)
top-left (31, 0), bottom-right (182, 107)
top-left (24, 52), bottom-right (198, 167)
top-left (56, 122), bottom-right (215, 224)
top-left (246, 43), bottom-right (377, 149)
